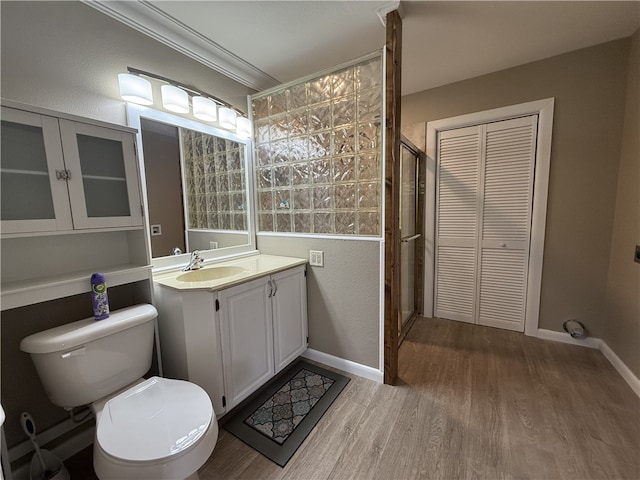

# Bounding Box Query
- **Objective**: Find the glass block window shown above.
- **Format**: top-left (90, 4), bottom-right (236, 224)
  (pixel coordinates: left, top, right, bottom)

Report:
top-left (181, 128), bottom-right (247, 231)
top-left (252, 53), bottom-right (383, 236)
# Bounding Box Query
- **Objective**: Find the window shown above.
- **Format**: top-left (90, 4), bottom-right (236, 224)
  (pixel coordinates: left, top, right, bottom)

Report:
top-left (252, 53), bottom-right (383, 236)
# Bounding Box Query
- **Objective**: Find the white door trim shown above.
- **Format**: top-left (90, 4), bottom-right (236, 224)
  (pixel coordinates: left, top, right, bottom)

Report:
top-left (424, 98), bottom-right (554, 337)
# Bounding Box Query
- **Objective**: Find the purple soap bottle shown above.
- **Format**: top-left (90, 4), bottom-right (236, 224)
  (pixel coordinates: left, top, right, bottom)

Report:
top-left (91, 273), bottom-right (110, 320)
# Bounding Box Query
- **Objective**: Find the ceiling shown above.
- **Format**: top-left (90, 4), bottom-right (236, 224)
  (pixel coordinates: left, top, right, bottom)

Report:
top-left (90, 1), bottom-right (639, 96)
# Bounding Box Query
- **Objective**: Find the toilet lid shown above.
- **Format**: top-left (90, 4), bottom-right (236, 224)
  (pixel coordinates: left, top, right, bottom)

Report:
top-left (96, 377), bottom-right (213, 462)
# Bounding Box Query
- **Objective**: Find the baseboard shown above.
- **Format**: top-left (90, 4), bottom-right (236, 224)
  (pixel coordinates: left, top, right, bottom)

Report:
top-left (536, 328), bottom-right (602, 349)
top-left (302, 349), bottom-right (384, 383)
top-left (537, 329), bottom-right (640, 398)
top-left (600, 341), bottom-right (640, 398)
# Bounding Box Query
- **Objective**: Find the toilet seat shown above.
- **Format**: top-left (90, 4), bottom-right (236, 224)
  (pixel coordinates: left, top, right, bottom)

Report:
top-left (96, 377), bottom-right (213, 462)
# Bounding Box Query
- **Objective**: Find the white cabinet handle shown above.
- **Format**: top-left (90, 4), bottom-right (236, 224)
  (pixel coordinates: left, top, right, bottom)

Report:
top-left (267, 280), bottom-right (272, 298)
top-left (499, 242), bottom-right (507, 248)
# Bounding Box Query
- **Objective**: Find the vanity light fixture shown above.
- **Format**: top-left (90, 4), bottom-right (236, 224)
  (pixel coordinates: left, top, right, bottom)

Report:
top-left (192, 96), bottom-right (218, 122)
top-left (119, 68), bottom-right (249, 134)
top-left (117, 73), bottom-right (153, 105)
top-left (161, 85), bottom-right (190, 114)
top-left (236, 116), bottom-right (252, 138)
top-left (219, 107), bottom-right (237, 129)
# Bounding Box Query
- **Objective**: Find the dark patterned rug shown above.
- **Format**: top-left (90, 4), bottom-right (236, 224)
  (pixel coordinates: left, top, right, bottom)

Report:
top-left (222, 360), bottom-right (350, 466)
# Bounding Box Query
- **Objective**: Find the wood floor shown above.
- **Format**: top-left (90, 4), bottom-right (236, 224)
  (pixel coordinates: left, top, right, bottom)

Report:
top-left (68, 317), bottom-right (640, 479)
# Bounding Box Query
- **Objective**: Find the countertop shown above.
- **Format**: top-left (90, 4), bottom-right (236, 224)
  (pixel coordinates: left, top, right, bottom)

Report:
top-left (152, 254), bottom-right (307, 291)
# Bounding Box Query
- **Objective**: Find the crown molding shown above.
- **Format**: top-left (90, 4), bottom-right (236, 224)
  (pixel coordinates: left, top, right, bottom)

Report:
top-left (83, 0), bottom-right (279, 92)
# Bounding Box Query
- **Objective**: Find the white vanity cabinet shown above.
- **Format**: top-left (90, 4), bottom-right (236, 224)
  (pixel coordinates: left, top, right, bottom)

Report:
top-left (1, 105), bottom-right (143, 234)
top-left (153, 287), bottom-right (227, 415)
top-left (218, 264), bottom-right (308, 409)
top-left (218, 276), bottom-right (275, 409)
top-left (271, 266), bottom-right (309, 373)
top-left (153, 259), bottom-right (308, 416)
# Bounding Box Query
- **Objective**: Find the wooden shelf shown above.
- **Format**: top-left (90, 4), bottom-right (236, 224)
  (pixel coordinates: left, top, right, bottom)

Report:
top-left (0, 264), bottom-right (152, 311)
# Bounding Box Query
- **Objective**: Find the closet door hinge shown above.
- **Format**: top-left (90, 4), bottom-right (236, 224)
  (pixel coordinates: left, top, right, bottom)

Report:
top-left (304, 268), bottom-right (307, 277)
top-left (215, 299), bottom-right (220, 311)
top-left (222, 396), bottom-right (226, 408)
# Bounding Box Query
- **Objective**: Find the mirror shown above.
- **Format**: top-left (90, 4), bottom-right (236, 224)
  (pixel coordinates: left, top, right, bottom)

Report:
top-left (126, 105), bottom-right (256, 268)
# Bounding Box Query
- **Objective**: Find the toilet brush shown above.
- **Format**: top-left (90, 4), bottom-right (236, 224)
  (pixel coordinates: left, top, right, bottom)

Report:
top-left (20, 412), bottom-right (57, 478)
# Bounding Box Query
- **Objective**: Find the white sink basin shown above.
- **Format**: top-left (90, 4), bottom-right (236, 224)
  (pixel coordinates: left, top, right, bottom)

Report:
top-left (176, 266), bottom-right (245, 282)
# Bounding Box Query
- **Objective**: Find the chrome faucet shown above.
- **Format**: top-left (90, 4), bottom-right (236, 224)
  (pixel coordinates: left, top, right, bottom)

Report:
top-left (182, 250), bottom-right (204, 271)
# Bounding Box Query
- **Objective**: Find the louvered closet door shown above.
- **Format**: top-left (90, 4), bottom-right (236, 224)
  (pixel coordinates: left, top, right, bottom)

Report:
top-left (435, 115), bottom-right (537, 331)
top-left (434, 125), bottom-right (482, 324)
top-left (477, 116), bottom-right (537, 331)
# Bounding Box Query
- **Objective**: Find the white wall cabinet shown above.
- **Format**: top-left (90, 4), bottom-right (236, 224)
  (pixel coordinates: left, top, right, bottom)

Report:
top-left (0, 102), bottom-right (151, 310)
top-left (1, 106), bottom-right (143, 235)
top-left (154, 264), bottom-right (308, 416)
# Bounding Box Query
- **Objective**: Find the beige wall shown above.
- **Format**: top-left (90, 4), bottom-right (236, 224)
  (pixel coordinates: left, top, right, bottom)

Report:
top-left (604, 30), bottom-right (640, 378)
top-left (402, 38), bottom-right (631, 340)
top-left (0, 1), bottom-right (253, 126)
top-left (258, 235), bottom-right (381, 368)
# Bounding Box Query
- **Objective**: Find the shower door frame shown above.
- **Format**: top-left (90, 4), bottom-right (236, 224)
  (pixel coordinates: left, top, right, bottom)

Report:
top-left (398, 136), bottom-right (426, 346)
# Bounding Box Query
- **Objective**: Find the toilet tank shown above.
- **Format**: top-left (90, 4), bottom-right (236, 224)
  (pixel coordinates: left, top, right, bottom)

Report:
top-left (20, 304), bottom-right (157, 408)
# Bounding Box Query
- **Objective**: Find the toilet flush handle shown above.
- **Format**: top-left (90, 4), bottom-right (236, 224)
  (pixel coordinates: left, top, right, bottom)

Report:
top-left (61, 347), bottom-right (86, 359)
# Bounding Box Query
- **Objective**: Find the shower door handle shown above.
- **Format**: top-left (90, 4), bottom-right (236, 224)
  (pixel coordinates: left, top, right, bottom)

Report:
top-left (401, 233), bottom-right (421, 243)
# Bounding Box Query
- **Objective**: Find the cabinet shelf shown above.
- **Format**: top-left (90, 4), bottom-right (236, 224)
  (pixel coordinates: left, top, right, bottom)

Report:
top-left (1, 264), bottom-right (152, 311)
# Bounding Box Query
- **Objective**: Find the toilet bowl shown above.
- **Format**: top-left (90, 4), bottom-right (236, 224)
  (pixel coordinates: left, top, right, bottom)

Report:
top-left (92, 377), bottom-right (217, 479)
top-left (20, 304), bottom-right (218, 480)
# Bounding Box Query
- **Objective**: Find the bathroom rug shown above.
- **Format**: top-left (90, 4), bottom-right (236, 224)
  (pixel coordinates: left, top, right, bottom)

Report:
top-left (222, 359), bottom-right (350, 467)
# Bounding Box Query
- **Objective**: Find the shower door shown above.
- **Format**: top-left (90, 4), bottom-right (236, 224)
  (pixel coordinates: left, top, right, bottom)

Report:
top-left (399, 139), bottom-right (421, 342)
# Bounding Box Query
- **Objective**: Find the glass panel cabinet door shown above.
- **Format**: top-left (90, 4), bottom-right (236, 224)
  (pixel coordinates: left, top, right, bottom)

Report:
top-left (59, 120), bottom-right (143, 229)
top-left (0, 107), bottom-right (73, 234)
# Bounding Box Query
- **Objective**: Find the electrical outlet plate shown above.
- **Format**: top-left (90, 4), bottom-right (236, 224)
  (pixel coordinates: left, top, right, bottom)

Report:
top-left (309, 250), bottom-right (324, 267)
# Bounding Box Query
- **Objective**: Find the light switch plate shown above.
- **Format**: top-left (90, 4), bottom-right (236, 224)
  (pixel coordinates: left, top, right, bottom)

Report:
top-left (309, 250), bottom-right (324, 267)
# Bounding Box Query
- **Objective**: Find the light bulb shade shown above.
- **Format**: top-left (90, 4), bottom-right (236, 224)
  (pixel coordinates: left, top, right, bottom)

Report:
top-left (161, 85), bottom-right (189, 114)
top-left (218, 107), bottom-right (237, 129)
top-left (236, 117), bottom-right (252, 137)
top-left (192, 96), bottom-right (218, 122)
top-left (118, 73), bottom-right (153, 105)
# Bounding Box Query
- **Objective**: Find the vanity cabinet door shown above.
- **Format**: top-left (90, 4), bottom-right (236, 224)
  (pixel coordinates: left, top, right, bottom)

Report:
top-left (59, 120), bottom-right (143, 229)
top-left (272, 265), bottom-right (308, 373)
top-left (0, 107), bottom-right (73, 233)
top-left (218, 276), bottom-right (275, 410)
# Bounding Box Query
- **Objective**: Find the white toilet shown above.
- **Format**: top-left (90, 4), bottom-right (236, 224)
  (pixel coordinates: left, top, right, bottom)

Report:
top-left (20, 304), bottom-right (218, 480)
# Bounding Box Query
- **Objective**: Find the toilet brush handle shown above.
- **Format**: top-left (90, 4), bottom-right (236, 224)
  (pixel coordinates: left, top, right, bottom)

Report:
top-left (21, 412), bottom-right (48, 473)
top-left (20, 411), bottom-right (36, 437)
